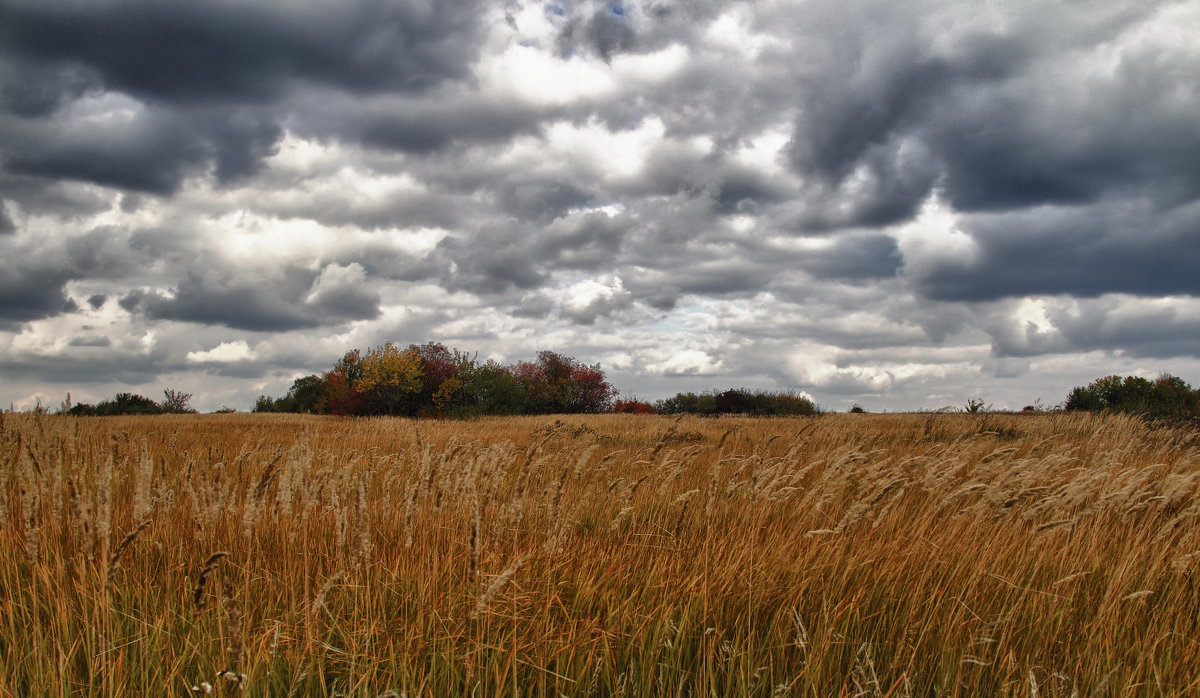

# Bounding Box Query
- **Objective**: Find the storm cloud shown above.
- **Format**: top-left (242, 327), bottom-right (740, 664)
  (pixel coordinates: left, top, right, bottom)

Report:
top-left (1, 0), bottom-right (1198, 411)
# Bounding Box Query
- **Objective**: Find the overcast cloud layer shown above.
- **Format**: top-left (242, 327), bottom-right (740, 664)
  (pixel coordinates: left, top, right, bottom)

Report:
top-left (2, 0), bottom-right (1199, 412)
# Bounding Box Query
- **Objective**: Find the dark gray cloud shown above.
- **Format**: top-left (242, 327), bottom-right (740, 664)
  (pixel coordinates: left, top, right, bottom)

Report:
top-left (432, 228), bottom-right (549, 295)
top-left (0, 348), bottom-right (170, 386)
top-left (533, 211), bottom-right (628, 270)
top-left (557, 6), bottom-right (637, 61)
top-left (0, 175), bottom-right (112, 220)
top-left (0, 225), bottom-right (141, 325)
top-left (328, 93), bottom-right (552, 155)
top-left (121, 263), bottom-right (380, 332)
top-left (915, 201), bottom-right (1200, 302)
top-left (0, 56), bottom-right (92, 118)
top-left (781, 0), bottom-right (1196, 231)
top-left (0, 0), bottom-right (488, 196)
top-left (68, 335), bottom-right (112, 348)
top-left (984, 296), bottom-right (1200, 361)
top-left (0, 201), bottom-right (13, 234)
top-left (0, 0), bottom-right (486, 104)
top-left (801, 234), bottom-right (903, 282)
top-left (0, 265), bottom-right (77, 327)
top-left (3, 104), bottom-right (282, 194)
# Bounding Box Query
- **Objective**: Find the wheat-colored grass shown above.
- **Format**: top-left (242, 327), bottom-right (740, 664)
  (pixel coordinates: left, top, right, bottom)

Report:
top-left (1, 411), bottom-right (1198, 695)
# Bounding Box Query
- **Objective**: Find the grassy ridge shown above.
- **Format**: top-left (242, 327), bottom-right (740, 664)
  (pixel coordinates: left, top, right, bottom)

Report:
top-left (2, 412), bottom-right (1199, 696)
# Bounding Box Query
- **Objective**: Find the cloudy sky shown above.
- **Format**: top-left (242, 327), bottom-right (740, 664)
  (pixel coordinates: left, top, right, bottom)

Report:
top-left (2, 0), bottom-right (1198, 412)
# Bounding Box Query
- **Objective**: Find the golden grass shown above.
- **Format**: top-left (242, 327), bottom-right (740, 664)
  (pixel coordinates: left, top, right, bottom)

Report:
top-left (2, 410), bottom-right (1199, 696)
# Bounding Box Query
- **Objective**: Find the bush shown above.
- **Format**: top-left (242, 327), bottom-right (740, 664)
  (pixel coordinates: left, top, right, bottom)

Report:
top-left (68, 392), bottom-right (165, 416)
top-left (655, 391), bottom-right (718, 416)
top-left (656, 389), bottom-right (818, 417)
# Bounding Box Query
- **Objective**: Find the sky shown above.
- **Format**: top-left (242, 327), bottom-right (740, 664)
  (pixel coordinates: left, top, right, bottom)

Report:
top-left (1, 0), bottom-right (1199, 413)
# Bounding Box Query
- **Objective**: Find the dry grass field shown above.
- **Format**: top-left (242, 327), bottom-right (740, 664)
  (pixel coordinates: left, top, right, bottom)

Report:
top-left (2, 411), bottom-right (1199, 696)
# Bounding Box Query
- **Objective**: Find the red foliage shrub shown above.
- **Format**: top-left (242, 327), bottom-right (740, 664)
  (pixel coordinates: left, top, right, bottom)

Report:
top-left (613, 399), bottom-right (656, 414)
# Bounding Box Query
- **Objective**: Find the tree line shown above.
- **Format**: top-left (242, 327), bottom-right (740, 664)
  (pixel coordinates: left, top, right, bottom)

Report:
top-left (254, 343), bottom-right (618, 417)
top-left (251, 342), bottom-right (823, 418)
top-left (44, 341), bottom-right (821, 419)
top-left (65, 389), bottom-right (199, 416)
top-left (636, 388), bottom-right (818, 417)
top-left (1064, 373), bottom-right (1200, 422)
top-left (42, 347), bottom-right (1200, 422)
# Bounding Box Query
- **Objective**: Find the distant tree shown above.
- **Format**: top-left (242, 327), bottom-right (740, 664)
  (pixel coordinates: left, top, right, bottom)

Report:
top-left (655, 391), bottom-right (718, 415)
top-left (161, 388), bottom-right (196, 414)
top-left (715, 389), bottom-right (753, 414)
top-left (1150, 374), bottom-right (1200, 419)
top-left (453, 360), bottom-right (528, 417)
top-left (565, 359), bottom-right (618, 413)
top-left (253, 395), bottom-right (280, 412)
top-left (110, 393), bottom-right (165, 415)
top-left (511, 351), bottom-right (617, 414)
top-left (253, 375), bottom-right (327, 413)
top-left (287, 375), bottom-right (325, 413)
top-left (320, 349), bottom-right (365, 416)
top-left (356, 342), bottom-right (424, 416)
top-left (410, 342), bottom-right (470, 417)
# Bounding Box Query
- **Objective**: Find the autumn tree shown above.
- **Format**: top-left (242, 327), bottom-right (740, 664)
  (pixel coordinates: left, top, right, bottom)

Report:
top-left (410, 342), bottom-right (470, 417)
top-left (356, 342), bottom-right (424, 416)
top-left (512, 350), bottom-right (616, 414)
top-left (320, 349), bottom-right (364, 416)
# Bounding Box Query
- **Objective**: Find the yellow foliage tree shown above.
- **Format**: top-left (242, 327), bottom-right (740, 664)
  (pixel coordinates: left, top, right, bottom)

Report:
top-left (431, 376), bottom-right (463, 416)
top-left (356, 342), bottom-right (424, 415)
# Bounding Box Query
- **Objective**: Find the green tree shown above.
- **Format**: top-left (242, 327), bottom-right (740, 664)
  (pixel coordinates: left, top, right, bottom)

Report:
top-left (452, 361), bottom-right (528, 417)
top-left (251, 375), bottom-right (325, 414)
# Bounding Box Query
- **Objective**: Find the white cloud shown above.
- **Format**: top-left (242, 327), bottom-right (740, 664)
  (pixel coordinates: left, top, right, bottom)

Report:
top-left (559, 275), bottom-right (633, 325)
top-left (645, 349), bottom-right (723, 376)
top-left (186, 340), bottom-right (255, 363)
top-left (482, 45), bottom-right (618, 107)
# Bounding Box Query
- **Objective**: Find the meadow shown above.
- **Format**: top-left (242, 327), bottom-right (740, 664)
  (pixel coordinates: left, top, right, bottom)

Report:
top-left (2, 410), bottom-right (1199, 696)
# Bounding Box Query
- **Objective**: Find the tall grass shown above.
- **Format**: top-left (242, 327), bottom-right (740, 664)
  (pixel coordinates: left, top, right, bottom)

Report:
top-left (1, 411), bottom-right (1199, 696)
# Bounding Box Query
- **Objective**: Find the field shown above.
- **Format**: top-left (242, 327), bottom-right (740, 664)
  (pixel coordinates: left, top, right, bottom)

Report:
top-left (2, 411), bottom-right (1199, 696)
